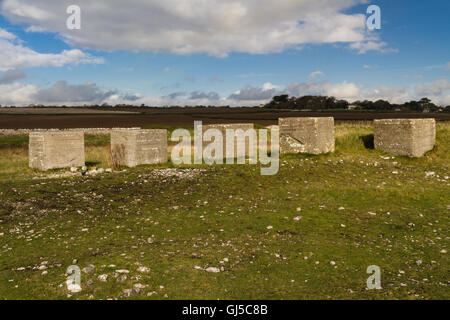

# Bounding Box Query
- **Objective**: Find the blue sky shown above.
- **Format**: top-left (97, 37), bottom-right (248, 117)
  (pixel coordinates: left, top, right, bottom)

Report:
top-left (0, 0), bottom-right (449, 106)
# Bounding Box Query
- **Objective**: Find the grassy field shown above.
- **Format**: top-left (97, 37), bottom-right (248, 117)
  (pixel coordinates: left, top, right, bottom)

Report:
top-left (0, 122), bottom-right (448, 300)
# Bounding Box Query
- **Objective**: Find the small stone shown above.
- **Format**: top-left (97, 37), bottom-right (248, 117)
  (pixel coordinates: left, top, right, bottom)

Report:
top-left (266, 226), bottom-right (273, 230)
top-left (205, 267), bottom-right (221, 273)
top-left (117, 275), bottom-right (127, 282)
top-left (440, 249), bottom-right (447, 254)
top-left (330, 261), bottom-right (336, 266)
top-left (70, 167), bottom-right (78, 173)
top-left (293, 216), bottom-right (302, 221)
top-left (123, 289), bottom-right (133, 297)
top-left (137, 266), bottom-right (150, 273)
top-left (98, 274), bottom-right (108, 282)
top-left (82, 265), bottom-right (95, 274)
top-left (415, 260), bottom-right (422, 266)
top-left (134, 283), bottom-right (146, 289)
top-left (116, 269), bottom-right (130, 274)
top-left (105, 168), bottom-right (113, 173)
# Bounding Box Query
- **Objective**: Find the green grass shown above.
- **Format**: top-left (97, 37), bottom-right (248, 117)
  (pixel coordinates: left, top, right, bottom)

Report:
top-left (0, 123), bottom-right (448, 300)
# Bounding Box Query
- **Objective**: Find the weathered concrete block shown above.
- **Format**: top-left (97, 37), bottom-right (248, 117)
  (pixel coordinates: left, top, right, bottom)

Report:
top-left (111, 129), bottom-right (167, 167)
top-left (29, 131), bottom-right (85, 171)
top-left (200, 123), bottom-right (255, 159)
top-left (374, 119), bottom-right (435, 157)
top-left (279, 117), bottom-right (335, 154)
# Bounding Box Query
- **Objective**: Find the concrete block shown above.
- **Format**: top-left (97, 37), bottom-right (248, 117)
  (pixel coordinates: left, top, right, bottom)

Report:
top-left (374, 119), bottom-right (435, 157)
top-left (29, 131), bottom-right (85, 171)
top-left (201, 123), bottom-right (255, 159)
top-left (111, 129), bottom-right (167, 167)
top-left (279, 117), bottom-right (335, 154)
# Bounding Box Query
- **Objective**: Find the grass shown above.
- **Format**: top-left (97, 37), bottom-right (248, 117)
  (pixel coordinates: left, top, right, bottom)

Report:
top-left (0, 122), bottom-right (448, 300)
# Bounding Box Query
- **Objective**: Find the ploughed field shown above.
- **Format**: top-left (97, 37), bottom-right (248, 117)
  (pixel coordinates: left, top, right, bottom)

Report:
top-left (0, 107), bottom-right (448, 129)
top-left (0, 122), bottom-right (448, 299)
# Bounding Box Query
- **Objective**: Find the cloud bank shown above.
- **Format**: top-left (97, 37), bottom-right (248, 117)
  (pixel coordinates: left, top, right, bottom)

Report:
top-left (2, 79), bottom-right (449, 107)
top-left (0, 0), bottom-right (392, 56)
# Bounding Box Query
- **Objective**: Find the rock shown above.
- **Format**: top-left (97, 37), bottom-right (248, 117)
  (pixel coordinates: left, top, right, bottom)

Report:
top-left (70, 167), bottom-right (78, 173)
top-left (330, 261), bottom-right (336, 266)
top-left (97, 168), bottom-right (105, 174)
top-left (105, 168), bottom-right (113, 173)
top-left (134, 283), bottom-right (146, 290)
top-left (117, 275), bottom-right (127, 282)
top-left (205, 267), bottom-right (221, 273)
top-left (293, 216), bottom-right (302, 221)
top-left (98, 274), bottom-right (108, 282)
top-left (116, 269), bottom-right (130, 274)
top-left (82, 264), bottom-right (95, 274)
top-left (123, 289), bottom-right (133, 297)
top-left (82, 166), bottom-right (87, 171)
top-left (266, 226), bottom-right (273, 230)
top-left (86, 279), bottom-right (94, 286)
top-left (415, 260), bottom-right (423, 266)
top-left (137, 266), bottom-right (150, 273)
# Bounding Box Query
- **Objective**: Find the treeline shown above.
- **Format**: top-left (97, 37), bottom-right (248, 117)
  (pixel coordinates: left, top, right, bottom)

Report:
top-left (264, 95), bottom-right (450, 112)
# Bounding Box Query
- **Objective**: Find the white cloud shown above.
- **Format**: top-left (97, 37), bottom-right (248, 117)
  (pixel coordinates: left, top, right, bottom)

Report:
top-left (414, 79), bottom-right (450, 105)
top-left (363, 64), bottom-right (378, 69)
top-left (0, 28), bottom-right (104, 72)
top-left (309, 71), bottom-right (324, 79)
top-left (0, 0), bottom-right (392, 56)
top-left (0, 82), bottom-right (38, 105)
top-left (350, 40), bottom-right (398, 54)
top-left (284, 80), bottom-right (360, 101)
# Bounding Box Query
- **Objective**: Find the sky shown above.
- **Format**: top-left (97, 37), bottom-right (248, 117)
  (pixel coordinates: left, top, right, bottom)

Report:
top-left (0, 0), bottom-right (449, 107)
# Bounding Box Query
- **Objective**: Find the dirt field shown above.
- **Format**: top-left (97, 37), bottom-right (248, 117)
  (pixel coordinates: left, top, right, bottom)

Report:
top-left (0, 107), bottom-right (138, 115)
top-left (0, 107), bottom-right (448, 129)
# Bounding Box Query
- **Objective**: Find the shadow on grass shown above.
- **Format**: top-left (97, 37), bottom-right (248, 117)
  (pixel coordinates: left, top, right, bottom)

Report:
top-left (361, 134), bottom-right (374, 149)
top-left (86, 161), bottom-right (101, 167)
